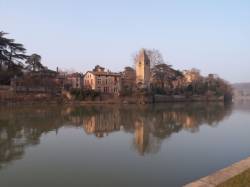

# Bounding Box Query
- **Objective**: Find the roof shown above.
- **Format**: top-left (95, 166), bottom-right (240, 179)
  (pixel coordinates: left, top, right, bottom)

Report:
top-left (85, 71), bottom-right (121, 77)
top-left (66, 72), bottom-right (83, 78)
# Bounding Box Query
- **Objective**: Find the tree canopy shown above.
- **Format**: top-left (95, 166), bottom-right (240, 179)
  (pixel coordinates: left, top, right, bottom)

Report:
top-left (0, 32), bottom-right (28, 68)
top-left (25, 53), bottom-right (45, 71)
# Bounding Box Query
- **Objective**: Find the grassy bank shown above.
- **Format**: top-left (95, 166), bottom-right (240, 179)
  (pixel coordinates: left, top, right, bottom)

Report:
top-left (217, 168), bottom-right (250, 187)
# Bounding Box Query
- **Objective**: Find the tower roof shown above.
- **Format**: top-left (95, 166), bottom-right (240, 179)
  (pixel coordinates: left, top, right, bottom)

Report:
top-left (138, 48), bottom-right (150, 65)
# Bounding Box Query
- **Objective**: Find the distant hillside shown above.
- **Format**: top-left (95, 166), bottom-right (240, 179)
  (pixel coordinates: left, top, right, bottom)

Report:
top-left (233, 83), bottom-right (250, 90)
top-left (232, 82), bottom-right (250, 99)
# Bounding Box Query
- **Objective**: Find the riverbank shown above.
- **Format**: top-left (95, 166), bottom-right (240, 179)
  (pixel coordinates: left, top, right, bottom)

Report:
top-left (0, 90), bottom-right (226, 105)
top-left (217, 168), bottom-right (250, 187)
top-left (184, 156), bottom-right (250, 187)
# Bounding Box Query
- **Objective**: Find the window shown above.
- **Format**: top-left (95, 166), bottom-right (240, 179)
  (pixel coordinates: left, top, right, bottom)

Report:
top-left (104, 87), bottom-right (107, 93)
top-left (104, 87), bottom-right (109, 93)
top-left (97, 78), bottom-right (101, 84)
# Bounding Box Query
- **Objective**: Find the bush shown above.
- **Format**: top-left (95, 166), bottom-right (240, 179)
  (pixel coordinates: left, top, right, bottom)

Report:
top-left (70, 89), bottom-right (100, 101)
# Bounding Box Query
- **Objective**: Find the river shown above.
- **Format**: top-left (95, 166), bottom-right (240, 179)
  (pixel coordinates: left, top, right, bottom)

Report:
top-left (0, 102), bottom-right (250, 187)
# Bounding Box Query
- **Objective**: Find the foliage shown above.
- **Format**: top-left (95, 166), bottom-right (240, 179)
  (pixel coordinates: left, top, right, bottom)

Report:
top-left (0, 31), bottom-right (49, 86)
top-left (0, 31), bottom-right (28, 67)
top-left (70, 89), bottom-right (101, 101)
top-left (217, 169), bottom-right (250, 187)
top-left (151, 63), bottom-right (182, 93)
top-left (151, 87), bottom-right (166, 95)
top-left (25, 54), bottom-right (45, 71)
top-left (120, 85), bottom-right (133, 96)
top-left (0, 31), bottom-right (29, 84)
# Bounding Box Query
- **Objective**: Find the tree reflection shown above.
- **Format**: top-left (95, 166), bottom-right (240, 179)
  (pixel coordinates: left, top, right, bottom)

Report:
top-left (0, 106), bottom-right (63, 169)
top-left (0, 103), bottom-right (232, 168)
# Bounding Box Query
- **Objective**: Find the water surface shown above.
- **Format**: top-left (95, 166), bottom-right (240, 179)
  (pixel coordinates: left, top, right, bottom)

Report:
top-left (0, 102), bottom-right (250, 187)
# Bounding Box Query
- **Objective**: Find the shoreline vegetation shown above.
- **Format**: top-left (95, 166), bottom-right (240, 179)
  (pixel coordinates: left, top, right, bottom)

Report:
top-left (217, 169), bottom-right (250, 187)
top-left (0, 95), bottom-right (225, 106)
top-left (0, 31), bottom-right (233, 104)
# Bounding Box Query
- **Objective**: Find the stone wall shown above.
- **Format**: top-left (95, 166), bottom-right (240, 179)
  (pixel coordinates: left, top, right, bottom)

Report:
top-left (0, 89), bottom-right (61, 104)
top-left (154, 95), bottom-right (224, 103)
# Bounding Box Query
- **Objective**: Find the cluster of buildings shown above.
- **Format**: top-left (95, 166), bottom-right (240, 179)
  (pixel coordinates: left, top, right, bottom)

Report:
top-left (51, 49), bottom-right (151, 95)
top-left (63, 49), bottom-right (152, 95)
top-left (58, 49), bottom-right (183, 95)
top-left (7, 48), bottom-right (221, 98)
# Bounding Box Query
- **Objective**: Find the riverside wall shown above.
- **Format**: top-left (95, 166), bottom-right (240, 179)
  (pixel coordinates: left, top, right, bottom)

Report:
top-left (0, 88), bottom-right (225, 105)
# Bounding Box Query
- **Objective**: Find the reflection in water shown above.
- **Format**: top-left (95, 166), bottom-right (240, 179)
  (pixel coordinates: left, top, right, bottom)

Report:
top-left (0, 106), bottom-right (63, 169)
top-left (0, 103), bottom-right (232, 168)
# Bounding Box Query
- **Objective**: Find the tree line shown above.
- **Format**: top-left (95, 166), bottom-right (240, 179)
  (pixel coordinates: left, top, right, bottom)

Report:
top-left (0, 31), bottom-right (45, 85)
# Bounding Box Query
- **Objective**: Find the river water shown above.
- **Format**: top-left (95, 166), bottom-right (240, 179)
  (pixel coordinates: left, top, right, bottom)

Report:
top-left (0, 102), bottom-right (250, 187)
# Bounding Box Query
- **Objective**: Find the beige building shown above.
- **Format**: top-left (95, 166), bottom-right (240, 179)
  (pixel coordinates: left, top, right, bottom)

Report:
top-left (84, 65), bottom-right (121, 94)
top-left (135, 49), bottom-right (151, 88)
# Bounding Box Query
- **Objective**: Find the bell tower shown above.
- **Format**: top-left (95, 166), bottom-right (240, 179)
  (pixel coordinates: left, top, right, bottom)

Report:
top-left (136, 49), bottom-right (150, 87)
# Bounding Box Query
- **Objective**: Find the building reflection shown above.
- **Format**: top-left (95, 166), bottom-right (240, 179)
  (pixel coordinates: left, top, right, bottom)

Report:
top-left (0, 103), bottom-right (233, 168)
top-left (73, 103), bottom-right (232, 155)
top-left (84, 110), bottom-right (120, 138)
top-left (134, 118), bottom-right (149, 155)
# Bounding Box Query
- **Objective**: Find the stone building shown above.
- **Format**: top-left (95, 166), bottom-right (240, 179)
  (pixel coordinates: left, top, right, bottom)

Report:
top-left (135, 49), bottom-right (151, 88)
top-left (64, 73), bottom-right (84, 90)
top-left (84, 65), bottom-right (121, 95)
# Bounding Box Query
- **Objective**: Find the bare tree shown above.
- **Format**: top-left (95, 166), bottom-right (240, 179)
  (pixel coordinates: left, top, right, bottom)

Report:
top-left (132, 48), bottom-right (166, 68)
top-left (146, 49), bottom-right (165, 68)
top-left (151, 63), bottom-right (177, 90)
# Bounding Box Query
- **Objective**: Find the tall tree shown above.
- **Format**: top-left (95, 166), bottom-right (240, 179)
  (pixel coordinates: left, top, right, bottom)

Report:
top-left (151, 63), bottom-right (173, 89)
top-left (0, 31), bottom-right (27, 68)
top-left (25, 53), bottom-right (44, 71)
top-left (0, 32), bottom-right (12, 64)
top-left (0, 31), bottom-right (28, 84)
top-left (151, 63), bottom-right (183, 94)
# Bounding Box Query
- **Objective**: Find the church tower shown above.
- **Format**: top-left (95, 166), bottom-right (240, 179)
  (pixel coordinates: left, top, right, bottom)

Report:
top-left (136, 49), bottom-right (151, 88)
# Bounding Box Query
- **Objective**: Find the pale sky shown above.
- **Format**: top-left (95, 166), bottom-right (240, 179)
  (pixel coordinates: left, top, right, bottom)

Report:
top-left (0, 0), bottom-right (249, 83)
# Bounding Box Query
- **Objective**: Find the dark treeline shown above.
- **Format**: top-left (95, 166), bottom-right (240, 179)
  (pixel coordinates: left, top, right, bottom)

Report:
top-left (0, 31), bottom-right (44, 85)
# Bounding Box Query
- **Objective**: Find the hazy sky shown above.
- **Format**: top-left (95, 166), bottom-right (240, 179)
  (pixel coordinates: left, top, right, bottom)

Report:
top-left (1, 0), bottom-right (249, 83)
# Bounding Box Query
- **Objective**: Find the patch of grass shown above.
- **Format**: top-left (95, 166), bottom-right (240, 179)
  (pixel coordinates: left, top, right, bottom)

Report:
top-left (217, 169), bottom-right (250, 187)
